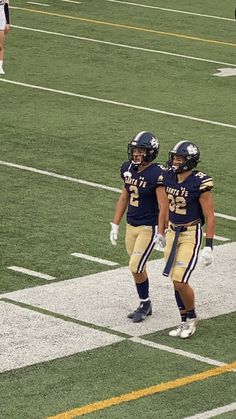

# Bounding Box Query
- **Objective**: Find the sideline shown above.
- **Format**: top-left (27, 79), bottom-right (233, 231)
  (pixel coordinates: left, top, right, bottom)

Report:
top-left (11, 6), bottom-right (236, 48)
top-left (46, 361), bottom-right (236, 418)
top-left (11, 25), bottom-right (236, 68)
top-left (1, 79), bottom-right (236, 130)
top-left (106, 1), bottom-right (235, 22)
top-left (184, 402), bottom-right (236, 418)
top-left (0, 160), bottom-right (235, 222)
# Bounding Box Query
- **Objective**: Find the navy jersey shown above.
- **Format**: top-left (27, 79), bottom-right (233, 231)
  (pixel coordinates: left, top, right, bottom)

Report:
top-left (162, 170), bottom-right (213, 225)
top-left (120, 161), bottom-right (165, 226)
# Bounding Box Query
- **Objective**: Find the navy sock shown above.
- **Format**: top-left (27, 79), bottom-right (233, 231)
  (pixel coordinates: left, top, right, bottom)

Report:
top-left (187, 309), bottom-right (197, 319)
top-left (175, 290), bottom-right (187, 322)
top-left (136, 278), bottom-right (150, 301)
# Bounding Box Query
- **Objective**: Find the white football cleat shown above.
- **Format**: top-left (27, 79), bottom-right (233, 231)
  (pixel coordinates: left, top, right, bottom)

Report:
top-left (0, 68), bottom-right (5, 75)
top-left (180, 318), bottom-right (198, 339)
top-left (169, 322), bottom-right (185, 337)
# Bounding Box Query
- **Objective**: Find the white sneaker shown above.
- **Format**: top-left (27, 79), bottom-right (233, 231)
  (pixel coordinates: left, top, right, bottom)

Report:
top-left (0, 68), bottom-right (5, 75)
top-left (169, 322), bottom-right (185, 337)
top-left (180, 318), bottom-right (198, 339)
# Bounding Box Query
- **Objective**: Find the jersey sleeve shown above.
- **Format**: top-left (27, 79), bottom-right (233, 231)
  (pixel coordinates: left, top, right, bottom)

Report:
top-left (194, 171), bottom-right (214, 193)
top-left (120, 161), bottom-right (131, 181)
top-left (156, 164), bottom-right (168, 186)
top-left (199, 177), bottom-right (213, 192)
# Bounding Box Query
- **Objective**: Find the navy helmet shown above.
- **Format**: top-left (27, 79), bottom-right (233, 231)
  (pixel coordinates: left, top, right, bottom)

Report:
top-left (128, 131), bottom-right (160, 167)
top-left (168, 140), bottom-right (200, 173)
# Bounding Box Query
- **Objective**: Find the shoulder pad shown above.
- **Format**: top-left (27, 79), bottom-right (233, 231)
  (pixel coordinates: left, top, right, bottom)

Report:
top-left (157, 164), bottom-right (168, 171)
top-left (194, 171), bottom-right (213, 191)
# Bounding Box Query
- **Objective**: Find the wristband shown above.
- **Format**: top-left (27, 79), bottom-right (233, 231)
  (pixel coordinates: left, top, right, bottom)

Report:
top-left (205, 238), bottom-right (213, 249)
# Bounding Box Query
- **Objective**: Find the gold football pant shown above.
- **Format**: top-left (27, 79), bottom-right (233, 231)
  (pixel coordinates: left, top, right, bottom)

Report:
top-left (164, 223), bottom-right (202, 282)
top-left (125, 224), bottom-right (157, 273)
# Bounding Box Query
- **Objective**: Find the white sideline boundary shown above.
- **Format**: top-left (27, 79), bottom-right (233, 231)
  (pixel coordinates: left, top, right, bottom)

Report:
top-left (0, 159), bottom-right (235, 222)
top-left (106, 0), bottom-right (236, 22)
top-left (27, 2), bottom-right (50, 6)
top-left (130, 337), bottom-right (226, 367)
top-left (1, 242), bottom-right (236, 372)
top-left (61, 0), bottom-right (82, 4)
top-left (7, 266), bottom-right (56, 280)
top-left (11, 25), bottom-right (236, 68)
top-left (184, 402), bottom-right (236, 419)
top-left (71, 252), bottom-right (119, 266)
top-left (1, 78), bottom-right (236, 130)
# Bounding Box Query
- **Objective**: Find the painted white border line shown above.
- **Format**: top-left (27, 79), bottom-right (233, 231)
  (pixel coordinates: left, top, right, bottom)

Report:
top-left (71, 253), bottom-right (119, 266)
top-left (131, 337), bottom-right (226, 367)
top-left (11, 25), bottom-right (236, 68)
top-left (0, 160), bottom-right (120, 193)
top-left (1, 78), bottom-right (236, 131)
top-left (1, 160), bottom-right (236, 222)
top-left (107, 0), bottom-right (235, 22)
top-left (8, 266), bottom-right (56, 280)
top-left (27, 2), bottom-right (50, 6)
top-left (184, 402), bottom-right (236, 419)
top-left (61, 0), bottom-right (82, 3)
top-left (214, 212), bottom-right (236, 221)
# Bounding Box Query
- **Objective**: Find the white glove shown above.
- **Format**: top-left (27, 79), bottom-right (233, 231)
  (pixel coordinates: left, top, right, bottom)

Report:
top-left (154, 234), bottom-right (166, 252)
top-left (201, 247), bottom-right (213, 267)
top-left (110, 223), bottom-right (119, 246)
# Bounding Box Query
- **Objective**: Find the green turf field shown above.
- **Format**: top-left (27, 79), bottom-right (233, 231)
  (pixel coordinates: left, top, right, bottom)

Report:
top-left (0, 1), bottom-right (236, 418)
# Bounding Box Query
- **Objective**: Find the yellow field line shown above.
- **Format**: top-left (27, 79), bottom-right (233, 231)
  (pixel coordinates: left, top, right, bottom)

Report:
top-left (12, 7), bottom-right (236, 47)
top-left (47, 360), bottom-right (236, 419)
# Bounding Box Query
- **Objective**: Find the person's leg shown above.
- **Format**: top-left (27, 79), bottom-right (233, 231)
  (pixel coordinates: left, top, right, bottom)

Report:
top-left (126, 224), bottom-right (157, 322)
top-left (167, 225), bottom-right (202, 337)
top-left (0, 30), bottom-right (5, 74)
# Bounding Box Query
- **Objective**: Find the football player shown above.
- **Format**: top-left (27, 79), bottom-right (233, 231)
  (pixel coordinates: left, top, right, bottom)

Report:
top-left (0, 0), bottom-right (10, 75)
top-left (109, 131), bottom-right (168, 322)
top-left (162, 140), bottom-right (215, 338)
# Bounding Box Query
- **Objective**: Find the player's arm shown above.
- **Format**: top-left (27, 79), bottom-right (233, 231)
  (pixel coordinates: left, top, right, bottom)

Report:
top-left (110, 188), bottom-right (129, 245)
top-left (112, 188), bottom-right (129, 225)
top-left (156, 186), bottom-right (169, 235)
top-left (199, 190), bottom-right (215, 244)
top-left (199, 190), bottom-right (215, 266)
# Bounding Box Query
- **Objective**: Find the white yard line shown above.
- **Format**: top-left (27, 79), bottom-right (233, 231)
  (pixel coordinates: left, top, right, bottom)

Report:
top-left (71, 253), bottom-right (119, 266)
top-left (60, 0), bottom-right (82, 3)
top-left (131, 337), bottom-right (226, 367)
top-left (214, 212), bottom-right (236, 221)
top-left (8, 266), bottom-right (56, 280)
top-left (106, 0), bottom-right (235, 22)
top-left (2, 242), bottom-right (236, 371)
top-left (0, 160), bottom-right (235, 222)
top-left (184, 402), bottom-right (236, 419)
top-left (0, 160), bottom-right (120, 192)
top-left (11, 25), bottom-right (236, 68)
top-left (1, 79), bottom-right (236, 131)
top-left (27, 1), bottom-right (51, 6)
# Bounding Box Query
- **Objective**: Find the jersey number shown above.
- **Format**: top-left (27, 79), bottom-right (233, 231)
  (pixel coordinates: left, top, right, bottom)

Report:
top-left (168, 194), bottom-right (186, 215)
top-left (129, 185), bottom-right (139, 207)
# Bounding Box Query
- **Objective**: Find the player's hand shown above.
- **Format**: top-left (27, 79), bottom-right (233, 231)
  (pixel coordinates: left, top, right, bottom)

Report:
top-left (4, 24), bottom-right (10, 34)
top-left (110, 223), bottom-right (119, 246)
top-left (154, 234), bottom-right (166, 252)
top-left (201, 247), bottom-right (213, 266)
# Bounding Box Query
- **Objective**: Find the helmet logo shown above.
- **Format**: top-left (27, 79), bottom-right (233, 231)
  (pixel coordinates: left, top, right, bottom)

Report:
top-left (150, 137), bottom-right (158, 148)
top-left (187, 144), bottom-right (198, 155)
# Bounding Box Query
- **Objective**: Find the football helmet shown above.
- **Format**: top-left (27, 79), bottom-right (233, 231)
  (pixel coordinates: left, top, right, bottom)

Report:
top-left (168, 140), bottom-right (200, 173)
top-left (127, 131), bottom-right (159, 168)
